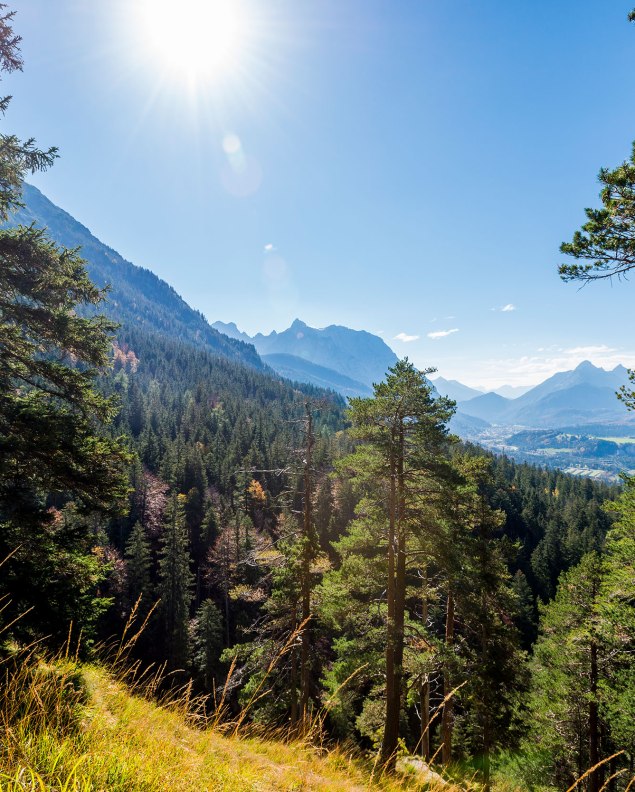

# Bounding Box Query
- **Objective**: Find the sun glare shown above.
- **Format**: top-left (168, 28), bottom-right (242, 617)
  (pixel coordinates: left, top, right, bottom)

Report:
top-left (139, 0), bottom-right (244, 81)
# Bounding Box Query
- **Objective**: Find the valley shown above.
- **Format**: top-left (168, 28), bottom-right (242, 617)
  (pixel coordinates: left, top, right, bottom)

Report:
top-left (465, 424), bottom-right (635, 482)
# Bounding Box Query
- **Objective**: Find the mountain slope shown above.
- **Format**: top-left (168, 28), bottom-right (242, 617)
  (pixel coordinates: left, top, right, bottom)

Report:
top-left (6, 661), bottom-right (446, 792)
top-left (214, 318), bottom-right (398, 388)
top-left (459, 391), bottom-right (513, 423)
top-left (432, 376), bottom-right (483, 402)
top-left (493, 384), bottom-right (533, 399)
top-left (11, 184), bottom-right (264, 369)
top-left (513, 382), bottom-right (631, 427)
top-left (511, 360), bottom-right (628, 410)
top-left (261, 353), bottom-right (372, 398)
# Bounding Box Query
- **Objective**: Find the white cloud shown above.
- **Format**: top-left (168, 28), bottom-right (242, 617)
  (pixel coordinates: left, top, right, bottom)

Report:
top-left (454, 344), bottom-right (635, 389)
top-left (264, 243), bottom-right (275, 252)
top-left (501, 303), bottom-right (516, 312)
top-left (565, 344), bottom-right (615, 357)
top-left (427, 328), bottom-right (459, 340)
top-left (394, 332), bottom-right (420, 343)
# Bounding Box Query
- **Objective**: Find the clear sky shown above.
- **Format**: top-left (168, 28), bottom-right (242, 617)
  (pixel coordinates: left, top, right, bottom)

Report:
top-left (8, 0), bottom-right (635, 388)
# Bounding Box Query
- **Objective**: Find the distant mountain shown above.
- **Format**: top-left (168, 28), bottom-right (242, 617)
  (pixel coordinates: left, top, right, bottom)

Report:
top-left (512, 361), bottom-right (628, 410)
top-left (213, 318), bottom-right (398, 392)
top-left (459, 391), bottom-right (513, 423)
top-left (459, 361), bottom-right (632, 428)
top-left (449, 411), bottom-right (491, 437)
top-left (260, 353), bottom-right (372, 398)
top-left (11, 184), bottom-right (264, 370)
top-left (493, 384), bottom-right (533, 399)
top-left (432, 377), bottom-right (483, 402)
top-left (212, 321), bottom-right (252, 345)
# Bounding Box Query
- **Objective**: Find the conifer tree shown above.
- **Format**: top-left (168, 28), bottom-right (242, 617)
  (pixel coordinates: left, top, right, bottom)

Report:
top-left (191, 598), bottom-right (224, 692)
top-left (454, 456), bottom-right (525, 791)
top-left (596, 477), bottom-right (635, 760)
top-left (324, 359), bottom-right (455, 770)
top-left (158, 493), bottom-right (194, 668)
top-left (529, 553), bottom-right (605, 791)
top-left (125, 521), bottom-right (153, 613)
top-left (560, 142), bottom-right (635, 285)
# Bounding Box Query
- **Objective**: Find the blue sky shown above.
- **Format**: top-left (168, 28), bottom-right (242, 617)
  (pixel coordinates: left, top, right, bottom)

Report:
top-left (9, 0), bottom-right (635, 387)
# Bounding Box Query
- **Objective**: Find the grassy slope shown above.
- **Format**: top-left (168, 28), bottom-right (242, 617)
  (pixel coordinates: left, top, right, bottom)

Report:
top-left (1, 662), bottom-right (464, 791)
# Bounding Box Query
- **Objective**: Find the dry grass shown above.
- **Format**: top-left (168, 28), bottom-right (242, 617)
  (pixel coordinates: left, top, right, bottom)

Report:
top-left (0, 650), bottom-right (467, 791)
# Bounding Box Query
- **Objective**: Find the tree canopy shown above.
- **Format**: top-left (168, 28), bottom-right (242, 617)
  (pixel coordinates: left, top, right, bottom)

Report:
top-left (559, 142), bottom-right (635, 284)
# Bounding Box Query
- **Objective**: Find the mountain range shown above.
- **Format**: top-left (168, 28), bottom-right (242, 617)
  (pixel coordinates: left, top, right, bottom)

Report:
top-left (457, 360), bottom-right (633, 428)
top-left (12, 184), bottom-right (635, 437)
top-left (212, 319), bottom-right (397, 397)
top-left (431, 377), bottom-right (532, 401)
top-left (431, 377), bottom-right (483, 402)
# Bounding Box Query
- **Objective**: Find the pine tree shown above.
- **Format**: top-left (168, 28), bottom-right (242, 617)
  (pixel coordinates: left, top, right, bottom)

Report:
top-left (560, 142), bottom-right (635, 284)
top-left (528, 553), bottom-right (605, 791)
top-left (596, 477), bottom-right (635, 759)
top-left (191, 599), bottom-right (224, 692)
top-left (325, 359), bottom-right (455, 770)
top-left (157, 493), bottom-right (194, 669)
top-left (454, 455), bottom-right (525, 791)
top-left (124, 521), bottom-right (153, 613)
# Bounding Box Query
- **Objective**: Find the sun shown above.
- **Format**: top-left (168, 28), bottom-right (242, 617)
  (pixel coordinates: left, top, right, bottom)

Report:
top-left (138, 0), bottom-right (245, 82)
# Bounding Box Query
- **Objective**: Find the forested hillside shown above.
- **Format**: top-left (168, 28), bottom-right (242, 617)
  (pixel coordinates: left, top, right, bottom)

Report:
top-left (12, 183), bottom-right (264, 370)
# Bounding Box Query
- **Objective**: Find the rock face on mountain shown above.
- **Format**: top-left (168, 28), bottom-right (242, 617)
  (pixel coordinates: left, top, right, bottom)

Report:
top-left (12, 185), bottom-right (264, 369)
top-left (458, 361), bottom-right (632, 427)
top-left (211, 321), bottom-right (252, 345)
top-left (213, 318), bottom-right (398, 391)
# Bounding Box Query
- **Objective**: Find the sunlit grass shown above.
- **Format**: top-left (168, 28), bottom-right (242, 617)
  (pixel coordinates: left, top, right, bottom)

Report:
top-left (0, 649), bottom-right (465, 791)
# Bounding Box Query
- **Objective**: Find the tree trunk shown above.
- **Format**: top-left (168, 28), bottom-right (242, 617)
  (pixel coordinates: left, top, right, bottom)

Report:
top-left (589, 640), bottom-right (600, 792)
top-left (479, 513), bottom-right (492, 792)
top-left (420, 572), bottom-right (430, 761)
top-left (290, 605), bottom-right (299, 728)
top-left (420, 675), bottom-right (430, 761)
top-left (381, 450), bottom-right (399, 771)
top-left (482, 720), bottom-right (491, 792)
top-left (392, 432), bottom-right (406, 759)
top-left (442, 589), bottom-right (455, 766)
top-left (299, 404), bottom-right (314, 729)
